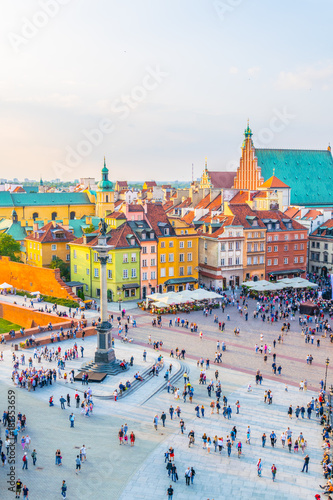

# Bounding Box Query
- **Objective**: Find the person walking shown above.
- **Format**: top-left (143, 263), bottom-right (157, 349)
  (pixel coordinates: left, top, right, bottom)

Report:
top-left (153, 415), bottom-right (158, 431)
top-left (271, 464), bottom-right (277, 481)
top-left (185, 467), bottom-right (191, 485)
top-left (75, 455), bottom-right (81, 474)
top-left (31, 449), bottom-right (37, 466)
top-left (301, 454), bottom-right (310, 473)
top-left (60, 396), bottom-right (66, 409)
top-left (22, 453), bottom-right (28, 470)
top-left (15, 478), bottom-right (23, 498)
top-left (262, 433), bottom-right (266, 447)
top-left (69, 413), bottom-right (75, 428)
top-left (167, 484), bottom-right (174, 499)
top-left (61, 480), bottom-right (67, 499)
top-left (190, 467), bottom-right (196, 484)
top-left (22, 485), bottom-right (29, 500)
top-left (66, 394), bottom-right (70, 407)
top-left (130, 432), bottom-right (135, 446)
top-left (257, 458), bottom-right (262, 477)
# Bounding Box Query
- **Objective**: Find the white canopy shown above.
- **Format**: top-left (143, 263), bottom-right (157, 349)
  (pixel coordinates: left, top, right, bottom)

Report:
top-left (147, 293), bottom-right (166, 300)
top-left (152, 301), bottom-right (169, 308)
top-left (30, 291), bottom-right (41, 296)
top-left (0, 282), bottom-right (13, 289)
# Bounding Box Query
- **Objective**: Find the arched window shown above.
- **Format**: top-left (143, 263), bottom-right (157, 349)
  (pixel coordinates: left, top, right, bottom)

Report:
top-left (70, 211), bottom-right (75, 220)
top-left (106, 195), bottom-right (109, 203)
top-left (32, 212), bottom-right (38, 220)
top-left (51, 212), bottom-right (57, 221)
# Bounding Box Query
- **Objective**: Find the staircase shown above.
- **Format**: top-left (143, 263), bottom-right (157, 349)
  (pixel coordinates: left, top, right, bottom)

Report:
top-left (140, 360), bottom-right (190, 406)
top-left (54, 269), bottom-right (80, 301)
top-left (80, 359), bottom-right (126, 376)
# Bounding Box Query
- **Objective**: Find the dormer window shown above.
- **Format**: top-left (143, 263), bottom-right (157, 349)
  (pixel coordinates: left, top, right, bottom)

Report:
top-left (164, 228), bottom-right (169, 236)
top-left (142, 233), bottom-right (146, 240)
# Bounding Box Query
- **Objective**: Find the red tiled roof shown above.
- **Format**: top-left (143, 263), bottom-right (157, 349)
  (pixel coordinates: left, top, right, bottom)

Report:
top-left (312, 218), bottom-right (333, 236)
top-left (25, 222), bottom-right (75, 243)
top-left (302, 210), bottom-right (322, 220)
top-left (106, 211), bottom-right (126, 219)
top-left (163, 201), bottom-right (174, 213)
top-left (206, 194), bottom-right (222, 211)
top-left (229, 191), bottom-right (251, 204)
top-left (253, 209), bottom-right (307, 231)
top-left (228, 205), bottom-right (266, 229)
top-left (117, 181), bottom-right (128, 187)
top-left (284, 207), bottom-right (301, 219)
top-left (13, 186), bottom-right (26, 193)
top-left (73, 222), bottom-right (139, 249)
top-left (208, 171), bottom-right (237, 189)
top-left (182, 211), bottom-right (195, 224)
top-left (145, 203), bottom-right (174, 237)
top-left (195, 193), bottom-right (211, 209)
top-left (128, 204), bottom-right (144, 212)
top-left (144, 181), bottom-right (157, 187)
top-left (260, 175), bottom-right (290, 189)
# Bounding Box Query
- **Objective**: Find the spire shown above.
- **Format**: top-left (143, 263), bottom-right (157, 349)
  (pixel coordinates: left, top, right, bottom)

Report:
top-left (104, 156), bottom-right (106, 168)
top-left (244, 120), bottom-right (252, 139)
top-left (273, 167), bottom-right (275, 176)
top-left (205, 156), bottom-right (208, 171)
top-left (328, 143), bottom-right (331, 152)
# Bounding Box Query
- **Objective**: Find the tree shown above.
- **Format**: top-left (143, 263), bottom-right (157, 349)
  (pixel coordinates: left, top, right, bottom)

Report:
top-left (0, 234), bottom-right (21, 262)
top-left (50, 258), bottom-right (70, 281)
top-left (83, 224), bottom-right (96, 234)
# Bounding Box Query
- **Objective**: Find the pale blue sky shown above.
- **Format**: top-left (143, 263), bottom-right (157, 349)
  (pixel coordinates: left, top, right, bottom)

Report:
top-left (1, 0), bottom-right (332, 182)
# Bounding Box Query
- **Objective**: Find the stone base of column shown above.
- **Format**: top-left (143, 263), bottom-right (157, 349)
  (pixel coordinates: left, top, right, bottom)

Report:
top-left (94, 348), bottom-right (116, 364)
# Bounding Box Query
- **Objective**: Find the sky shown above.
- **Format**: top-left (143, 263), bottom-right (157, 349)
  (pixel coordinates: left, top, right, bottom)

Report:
top-left (1, 0), bottom-right (333, 182)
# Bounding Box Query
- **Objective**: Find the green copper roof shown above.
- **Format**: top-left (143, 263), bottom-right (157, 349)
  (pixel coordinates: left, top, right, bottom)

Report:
top-left (97, 159), bottom-right (113, 191)
top-left (0, 192), bottom-right (93, 207)
top-left (256, 148), bottom-right (333, 206)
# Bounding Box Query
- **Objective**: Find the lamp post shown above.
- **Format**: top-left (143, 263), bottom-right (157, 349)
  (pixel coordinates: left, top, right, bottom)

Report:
top-left (117, 286), bottom-right (122, 312)
top-left (324, 357), bottom-right (330, 391)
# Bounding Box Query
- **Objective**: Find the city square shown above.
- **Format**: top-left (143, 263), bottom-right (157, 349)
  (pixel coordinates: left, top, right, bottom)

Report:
top-left (0, 291), bottom-right (330, 499)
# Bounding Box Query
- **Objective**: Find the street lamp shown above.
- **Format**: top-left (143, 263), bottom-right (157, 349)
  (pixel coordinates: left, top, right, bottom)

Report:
top-left (117, 286), bottom-right (122, 312)
top-left (324, 357), bottom-right (330, 391)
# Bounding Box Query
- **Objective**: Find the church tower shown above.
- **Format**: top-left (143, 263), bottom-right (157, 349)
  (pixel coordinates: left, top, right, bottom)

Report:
top-left (199, 157), bottom-right (212, 189)
top-left (233, 122), bottom-right (264, 190)
top-left (96, 157), bottom-right (115, 217)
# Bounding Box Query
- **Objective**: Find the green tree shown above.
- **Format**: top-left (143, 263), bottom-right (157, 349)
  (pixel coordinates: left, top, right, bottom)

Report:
top-left (50, 258), bottom-right (70, 281)
top-left (0, 234), bottom-right (21, 262)
top-left (83, 224), bottom-right (96, 234)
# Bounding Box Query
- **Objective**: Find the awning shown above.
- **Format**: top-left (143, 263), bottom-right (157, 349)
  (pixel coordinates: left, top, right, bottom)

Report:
top-left (269, 269), bottom-right (305, 276)
top-left (164, 278), bottom-right (198, 286)
top-left (122, 283), bottom-right (140, 289)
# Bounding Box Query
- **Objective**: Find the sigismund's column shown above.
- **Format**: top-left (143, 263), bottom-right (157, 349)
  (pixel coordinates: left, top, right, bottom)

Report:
top-left (94, 219), bottom-right (115, 364)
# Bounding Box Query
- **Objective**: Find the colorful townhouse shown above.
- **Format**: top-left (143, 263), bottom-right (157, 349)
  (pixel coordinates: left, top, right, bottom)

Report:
top-left (25, 221), bottom-right (75, 267)
top-left (69, 221), bottom-right (141, 302)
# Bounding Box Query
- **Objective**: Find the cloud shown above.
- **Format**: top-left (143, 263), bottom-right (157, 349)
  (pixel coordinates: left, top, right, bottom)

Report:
top-left (276, 62), bottom-right (333, 90)
top-left (229, 66), bottom-right (238, 75)
top-left (247, 66), bottom-right (260, 78)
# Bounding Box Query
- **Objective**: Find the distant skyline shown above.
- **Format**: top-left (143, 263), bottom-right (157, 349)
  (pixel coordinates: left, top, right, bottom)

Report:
top-left (1, 0), bottom-right (332, 182)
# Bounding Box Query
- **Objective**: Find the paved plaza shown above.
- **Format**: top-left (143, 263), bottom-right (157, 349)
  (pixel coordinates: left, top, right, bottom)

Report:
top-left (0, 295), bottom-right (330, 499)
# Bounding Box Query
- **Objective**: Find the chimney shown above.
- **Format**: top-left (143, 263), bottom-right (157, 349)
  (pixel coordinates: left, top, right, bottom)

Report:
top-left (33, 222), bottom-right (38, 232)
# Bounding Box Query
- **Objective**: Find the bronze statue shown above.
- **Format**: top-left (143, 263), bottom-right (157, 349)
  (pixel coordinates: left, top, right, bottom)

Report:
top-left (99, 218), bottom-right (108, 236)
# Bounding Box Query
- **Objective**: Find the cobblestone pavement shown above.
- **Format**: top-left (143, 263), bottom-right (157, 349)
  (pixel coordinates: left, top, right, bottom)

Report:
top-left (0, 296), bottom-right (330, 499)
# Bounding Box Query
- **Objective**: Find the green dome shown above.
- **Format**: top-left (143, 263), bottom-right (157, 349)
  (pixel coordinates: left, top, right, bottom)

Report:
top-left (98, 157), bottom-right (113, 191)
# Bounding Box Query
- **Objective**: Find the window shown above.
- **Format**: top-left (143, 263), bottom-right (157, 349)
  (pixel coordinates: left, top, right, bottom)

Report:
top-left (300, 233), bottom-right (305, 239)
top-left (52, 255), bottom-right (57, 261)
top-left (164, 228), bottom-right (169, 236)
top-left (66, 244), bottom-right (70, 250)
top-left (131, 253), bottom-right (136, 262)
top-left (254, 232), bottom-right (259, 238)
top-left (86, 253), bottom-right (89, 260)
top-left (274, 235), bottom-right (278, 241)
top-left (123, 253), bottom-right (128, 263)
top-left (94, 253), bottom-right (98, 262)
top-left (295, 234), bottom-right (299, 240)
top-left (228, 242), bottom-right (233, 251)
top-left (86, 268), bottom-right (89, 275)
top-left (179, 241), bottom-right (184, 248)
top-left (284, 257), bottom-right (288, 264)
top-left (160, 254), bottom-right (166, 263)
top-left (188, 241), bottom-right (192, 248)
top-left (311, 241), bottom-right (315, 248)
top-left (229, 231), bottom-right (233, 237)
top-left (108, 269), bottom-right (112, 279)
top-left (325, 243), bottom-right (328, 250)
top-left (247, 257), bottom-right (252, 265)
top-left (267, 246), bottom-right (272, 252)
top-left (85, 284), bottom-right (88, 292)
top-left (161, 242), bottom-right (165, 248)
top-left (73, 250), bottom-right (77, 259)
top-left (29, 253), bottom-right (32, 259)
top-left (131, 268), bottom-right (137, 278)
top-left (228, 257), bottom-right (233, 265)
top-left (235, 257), bottom-right (240, 265)
top-left (150, 271), bottom-right (156, 280)
top-left (253, 243), bottom-right (258, 251)
top-left (221, 243), bottom-right (226, 251)
top-left (294, 257), bottom-right (298, 263)
top-left (187, 266), bottom-right (192, 275)
top-left (141, 233), bottom-right (146, 240)
top-left (94, 268), bottom-right (99, 278)
top-left (247, 243), bottom-right (252, 252)
top-left (160, 268), bottom-right (166, 278)
top-left (108, 255), bottom-right (112, 263)
top-left (179, 254), bottom-right (184, 262)
top-left (150, 258), bottom-right (156, 266)
top-left (300, 256), bottom-right (304, 263)
top-left (268, 236), bottom-right (272, 242)
top-left (151, 246), bottom-right (156, 253)
top-left (169, 241), bottom-right (174, 248)
top-left (300, 243), bottom-right (304, 250)
top-left (187, 253), bottom-right (192, 262)
top-left (168, 267), bottom-right (174, 277)
top-left (316, 242), bottom-right (320, 248)
top-left (123, 269), bottom-right (128, 279)
top-left (179, 266), bottom-right (184, 276)
top-left (204, 242), bottom-right (207, 250)
top-left (235, 241), bottom-right (240, 250)
top-left (294, 244), bottom-right (298, 250)
top-left (248, 233), bottom-right (252, 238)
top-left (142, 259), bottom-right (147, 267)
top-left (260, 243), bottom-right (264, 251)
top-left (259, 256), bottom-right (264, 264)
top-left (253, 256), bottom-right (258, 265)
top-left (142, 246), bottom-right (147, 254)
top-left (142, 272), bottom-right (148, 280)
top-left (168, 253), bottom-right (174, 262)
top-left (274, 259), bottom-right (278, 265)
top-left (284, 235), bottom-right (289, 240)
top-left (284, 245), bottom-right (288, 251)
top-left (204, 257), bottom-right (207, 264)
top-left (268, 259), bottom-right (272, 266)
top-left (274, 246), bottom-right (278, 252)
top-left (66, 254), bottom-right (70, 261)
top-left (221, 258), bottom-right (225, 266)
